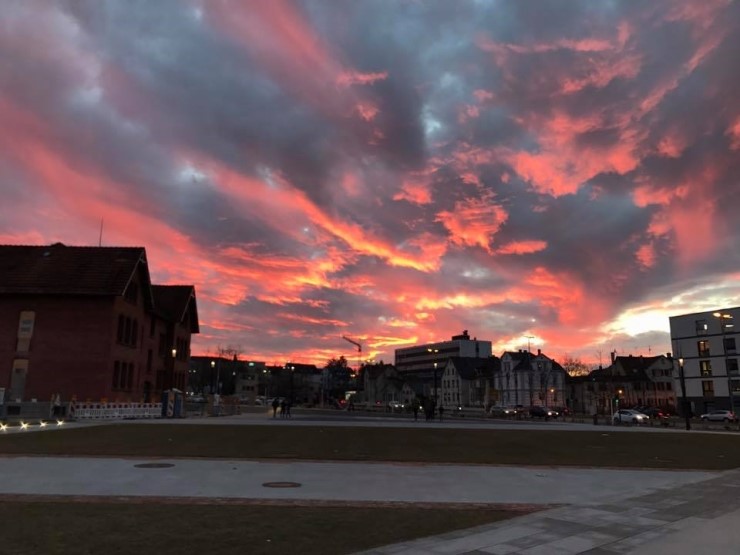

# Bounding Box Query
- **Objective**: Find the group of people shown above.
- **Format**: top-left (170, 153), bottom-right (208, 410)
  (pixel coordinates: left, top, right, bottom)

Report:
top-left (411, 399), bottom-right (445, 422)
top-left (271, 397), bottom-right (292, 418)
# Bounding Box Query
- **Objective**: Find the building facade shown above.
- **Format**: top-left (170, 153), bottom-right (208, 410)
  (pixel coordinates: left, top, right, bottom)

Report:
top-left (670, 307), bottom-right (739, 414)
top-left (0, 243), bottom-right (198, 403)
top-left (495, 350), bottom-right (567, 408)
top-left (394, 330), bottom-right (492, 372)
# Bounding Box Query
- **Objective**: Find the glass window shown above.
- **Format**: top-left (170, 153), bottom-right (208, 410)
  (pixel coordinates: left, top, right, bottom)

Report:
top-left (728, 359), bottom-right (739, 375)
top-left (702, 381), bottom-right (714, 396)
top-left (695, 319), bottom-right (708, 335)
top-left (700, 360), bottom-right (712, 376)
top-left (113, 361), bottom-right (120, 389)
top-left (698, 340), bottom-right (710, 357)
top-left (724, 337), bottom-right (737, 353)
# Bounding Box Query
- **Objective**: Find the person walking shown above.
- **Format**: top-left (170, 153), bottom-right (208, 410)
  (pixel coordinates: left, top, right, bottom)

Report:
top-left (279, 398), bottom-right (286, 418)
top-left (438, 405), bottom-right (445, 422)
top-left (272, 397), bottom-right (279, 418)
top-left (412, 400), bottom-right (419, 421)
top-left (285, 398), bottom-right (292, 418)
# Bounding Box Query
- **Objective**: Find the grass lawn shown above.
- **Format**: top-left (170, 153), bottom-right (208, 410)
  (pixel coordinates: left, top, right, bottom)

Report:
top-left (0, 501), bottom-right (520, 555)
top-left (1, 424), bottom-right (740, 469)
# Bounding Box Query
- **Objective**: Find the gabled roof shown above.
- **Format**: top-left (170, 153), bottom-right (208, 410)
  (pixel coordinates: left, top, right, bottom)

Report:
top-left (447, 356), bottom-right (500, 379)
top-left (0, 243), bottom-right (146, 296)
top-left (152, 285), bottom-right (199, 333)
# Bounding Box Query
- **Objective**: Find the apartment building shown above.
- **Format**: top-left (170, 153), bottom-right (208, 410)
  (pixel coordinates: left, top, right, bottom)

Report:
top-left (669, 307), bottom-right (739, 414)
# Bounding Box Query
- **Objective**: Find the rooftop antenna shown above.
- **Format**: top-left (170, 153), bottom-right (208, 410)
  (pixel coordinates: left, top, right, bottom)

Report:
top-left (524, 335), bottom-right (534, 353)
top-left (98, 218), bottom-right (104, 247)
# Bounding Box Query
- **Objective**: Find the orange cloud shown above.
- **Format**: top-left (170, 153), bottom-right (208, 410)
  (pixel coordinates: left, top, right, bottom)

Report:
top-left (436, 194), bottom-right (508, 252)
top-left (496, 240), bottom-right (547, 255)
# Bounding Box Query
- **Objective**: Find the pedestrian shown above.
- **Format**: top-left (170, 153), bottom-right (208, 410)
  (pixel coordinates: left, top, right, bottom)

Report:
top-left (272, 397), bottom-right (279, 418)
top-left (285, 398), bottom-right (292, 418)
top-left (280, 398), bottom-right (286, 418)
top-left (438, 405), bottom-right (445, 422)
top-left (412, 401), bottom-right (419, 421)
top-left (52, 393), bottom-right (62, 418)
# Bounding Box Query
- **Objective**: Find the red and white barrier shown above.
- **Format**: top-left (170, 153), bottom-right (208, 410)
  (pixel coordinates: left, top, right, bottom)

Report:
top-left (70, 401), bottom-right (163, 420)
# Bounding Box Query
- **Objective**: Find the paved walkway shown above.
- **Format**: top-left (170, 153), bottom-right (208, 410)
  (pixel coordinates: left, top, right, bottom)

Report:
top-left (356, 468), bottom-right (740, 554)
top-left (2, 415), bottom-right (739, 553)
top-left (0, 456), bottom-right (714, 505)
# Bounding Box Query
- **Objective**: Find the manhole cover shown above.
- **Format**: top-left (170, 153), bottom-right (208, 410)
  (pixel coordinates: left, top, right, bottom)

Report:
top-left (262, 481), bottom-right (302, 488)
top-left (134, 463), bottom-right (175, 469)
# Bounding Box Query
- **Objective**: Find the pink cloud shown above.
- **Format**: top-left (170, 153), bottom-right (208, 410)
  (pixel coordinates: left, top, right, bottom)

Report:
top-left (436, 194), bottom-right (508, 253)
top-left (337, 70), bottom-right (388, 87)
top-left (495, 240), bottom-right (548, 255)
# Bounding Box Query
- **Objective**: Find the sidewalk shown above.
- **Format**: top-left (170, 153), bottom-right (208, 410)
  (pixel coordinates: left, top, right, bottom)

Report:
top-left (356, 468), bottom-right (740, 554)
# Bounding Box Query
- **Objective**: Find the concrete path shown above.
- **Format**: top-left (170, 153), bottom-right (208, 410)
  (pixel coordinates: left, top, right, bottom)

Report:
top-left (0, 456), bottom-right (715, 505)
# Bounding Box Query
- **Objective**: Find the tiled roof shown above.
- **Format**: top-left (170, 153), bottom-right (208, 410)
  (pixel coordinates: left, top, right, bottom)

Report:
top-left (0, 243), bottom-right (145, 295)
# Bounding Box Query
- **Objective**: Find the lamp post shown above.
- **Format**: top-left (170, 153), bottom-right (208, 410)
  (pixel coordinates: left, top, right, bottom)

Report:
top-left (677, 357), bottom-right (691, 431)
top-left (287, 364), bottom-right (295, 403)
top-left (210, 360), bottom-right (221, 395)
top-left (713, 312), bottom-right (735, 416)
top-left (169, 348), bottom-right (177, 391)
top-left (427, 348), bottom-right (439, 406)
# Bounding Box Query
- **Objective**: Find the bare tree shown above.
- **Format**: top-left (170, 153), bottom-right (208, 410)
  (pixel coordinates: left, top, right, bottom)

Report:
top-left (561, 355), bottom-right (590, 377)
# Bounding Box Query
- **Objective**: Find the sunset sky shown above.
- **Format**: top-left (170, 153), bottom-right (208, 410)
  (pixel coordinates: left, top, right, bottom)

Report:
top-left (2, 1), bottom-right (739, 367)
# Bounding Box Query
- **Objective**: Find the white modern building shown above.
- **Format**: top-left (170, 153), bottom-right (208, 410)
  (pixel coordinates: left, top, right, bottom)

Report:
top-left (394, 330), bottom-right (492, 373)
top-left (669, 307), bottom-right (739, 414)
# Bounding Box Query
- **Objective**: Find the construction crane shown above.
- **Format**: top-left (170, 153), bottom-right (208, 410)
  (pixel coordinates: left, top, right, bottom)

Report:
top-left (342, 335), bottom-right (362, 373)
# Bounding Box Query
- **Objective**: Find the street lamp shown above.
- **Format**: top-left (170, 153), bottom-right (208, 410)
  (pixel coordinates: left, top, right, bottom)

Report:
top-left (677, 357), bottom-right (691, 430)
top-left (713, 312), bottom-right (735, 417)
top-left (170, 348), bottom-right (177, 390)
top-left (211, 360), bottom-right (220, 395)
top-left (427, 348), bottom-right (439, 406)
top-left (286, 364), bottom-right (295, 403)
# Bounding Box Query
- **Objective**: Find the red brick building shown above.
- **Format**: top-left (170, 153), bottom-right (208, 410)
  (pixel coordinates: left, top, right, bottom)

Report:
top-left (0, 243), bottom-right (199, 403)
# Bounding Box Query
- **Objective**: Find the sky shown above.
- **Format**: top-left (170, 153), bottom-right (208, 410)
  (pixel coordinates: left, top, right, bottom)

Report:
top-left (1, 0), bottom-right (739, 368)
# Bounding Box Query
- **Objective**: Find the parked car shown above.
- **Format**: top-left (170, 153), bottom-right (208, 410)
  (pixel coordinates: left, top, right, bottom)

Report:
top-left (553, 406), bottom-right (571, 417)
top-left (388, 400), bottom-right (405, 411)
top-left (640, 407), bottom-right (669, 419)
top-left (612, 409), bottom-right (649, 424)
top-left (700, 410), bottom-right (737, 422)
top-left (530, 406), bottom-right (559, 418)
top-left (489, 405), bottom-right (518, 416)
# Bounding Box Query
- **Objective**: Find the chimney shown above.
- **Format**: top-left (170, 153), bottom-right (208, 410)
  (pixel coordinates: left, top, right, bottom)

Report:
top-left (537, 348), bottom-right (541, 356)
top-left (610, 351), bottom-right (616, 364)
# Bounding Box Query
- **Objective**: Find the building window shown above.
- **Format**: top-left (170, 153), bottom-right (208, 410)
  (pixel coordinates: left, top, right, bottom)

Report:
top-left (697, 340), bottom-right (710, 358)
top-left (150, 315), bottom-right (156, 338)
top-left (666, 382), bottom-right (672, 390)
top-left (728, 359), bottom-right (739, 376)
top-left (147, 350), bottom-right (153, 374)
top-left (702, 381), bottom-right (714, 396)
top-left (127, 364), bottom-right (134, 390)
top-left (113, 361), bottom-right (120, 389)
top-left (158, 333), bottom-right (166, 357)
top-left (700, 360), bottom-right (712, 376)
top-left (132, 320), bottom-right (138, 348)
top-left (724, 337), bottom-right (737, 353)
top-left (696, 319), bottom-right (708, 335)
top-left (117, 315), bottom-right (124, 343)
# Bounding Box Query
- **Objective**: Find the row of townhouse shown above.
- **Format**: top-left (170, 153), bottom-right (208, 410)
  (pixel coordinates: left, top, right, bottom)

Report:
top-left (362, 340), bottom-right (568, 409)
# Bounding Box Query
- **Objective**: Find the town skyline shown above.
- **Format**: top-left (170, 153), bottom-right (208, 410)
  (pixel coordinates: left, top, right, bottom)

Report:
top-left (2, 1), bottom-right (739, 367)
